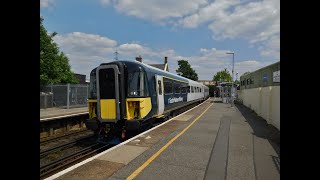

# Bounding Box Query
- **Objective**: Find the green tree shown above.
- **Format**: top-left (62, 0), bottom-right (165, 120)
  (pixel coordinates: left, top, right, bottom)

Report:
top-left (40, 16), bottom-right (78, 90)
top-left (176, 60), bottom-right (198, 81)
top-left (213, 69), bottom-right (232, 82)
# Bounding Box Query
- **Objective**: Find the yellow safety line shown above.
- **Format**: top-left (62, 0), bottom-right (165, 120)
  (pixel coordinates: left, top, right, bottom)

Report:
top-left (126, 102), bottom-right (214, 180)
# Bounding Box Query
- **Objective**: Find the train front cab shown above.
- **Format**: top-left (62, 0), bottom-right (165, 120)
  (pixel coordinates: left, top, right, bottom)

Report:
top-left (86, 63), bottom-right (123, 134)
top-left (86, 62), bottom-right (153, 139)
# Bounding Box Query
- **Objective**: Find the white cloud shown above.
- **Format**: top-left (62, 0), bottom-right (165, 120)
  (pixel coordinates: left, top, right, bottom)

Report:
top-left (53, 32), bottom-right (117, 57)
top-left (101, 0), bottom-right (279, 59)
top-left (108, 0), bottom-right (208, 21)
top-left (53, 32), bottom-right (274, 80)
top-left (259, 35), bottom-right (280, 59)
top-left (100, 0), bottom-right (111, 6)
top-left (183, 0), bottom-right (280, 59)
top-left (179, 0), bottom-right (240, 28)
top-left (40, 0), bottom-right (55, 8)
top-left (207, 0), bottom-right (280, 49)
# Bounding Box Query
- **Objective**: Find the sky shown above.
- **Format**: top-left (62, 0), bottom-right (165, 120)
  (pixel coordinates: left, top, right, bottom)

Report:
top-left (40, 0), bottom-right (279, 81)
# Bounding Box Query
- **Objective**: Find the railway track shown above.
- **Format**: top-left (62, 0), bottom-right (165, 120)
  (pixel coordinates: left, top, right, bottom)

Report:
top-left (40, 129), bottom-right (92, 145)
top-left (40, 143), bottom-right (113, 179)
top-left (40, 134), bottom-right (96, 158)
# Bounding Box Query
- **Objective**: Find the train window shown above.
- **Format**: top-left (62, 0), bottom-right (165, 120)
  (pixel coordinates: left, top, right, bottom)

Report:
top-left (200, 88), bottom-right (202, 93)
top-left (181, 86), bottom-right (186, 94)
top-left (164, 78), bottom-right (173, 94)
top-left (158, 80), bottom-right (162, 95)
top-left (89, 69), bottom-right (97, 99)
top-left (128, 71), bottom-right (149, 97)
top-left (187, 86), bottom-right (191, 93)
top-left (99, 68), bottom-right (115, 99)
top-left (191, 86), bottom-right (194, 93)
top-left (174, 82), bottom-right (181, 94)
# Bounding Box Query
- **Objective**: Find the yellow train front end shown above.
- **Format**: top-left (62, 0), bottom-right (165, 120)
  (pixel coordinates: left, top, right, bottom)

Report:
top-left (85, 61), bottom-right (153, 142)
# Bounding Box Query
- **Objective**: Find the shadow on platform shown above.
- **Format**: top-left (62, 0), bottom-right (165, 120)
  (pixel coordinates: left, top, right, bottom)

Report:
top-left (235, 104), bottom-right (280, 158)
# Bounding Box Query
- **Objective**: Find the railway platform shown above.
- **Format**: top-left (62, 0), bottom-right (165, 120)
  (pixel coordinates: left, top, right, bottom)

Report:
top-left (45, 97), bottom-right (280, 180)
top-left (40, 107), bottom-right (88, 121)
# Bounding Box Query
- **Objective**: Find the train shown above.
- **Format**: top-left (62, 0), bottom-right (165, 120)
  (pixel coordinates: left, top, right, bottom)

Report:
top-left (85, 60), bottom-right (209, 143)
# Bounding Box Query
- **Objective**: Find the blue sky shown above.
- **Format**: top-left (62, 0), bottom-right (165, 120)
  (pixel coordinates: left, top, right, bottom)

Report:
top-left (40, 0), bottom-right (279, 80)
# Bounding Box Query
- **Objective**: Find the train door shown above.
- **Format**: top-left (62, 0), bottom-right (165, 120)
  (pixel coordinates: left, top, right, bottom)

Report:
top-left (155, 75), bottom-right (164, 115)
top-left (96, 65), bottom-right (120, 122)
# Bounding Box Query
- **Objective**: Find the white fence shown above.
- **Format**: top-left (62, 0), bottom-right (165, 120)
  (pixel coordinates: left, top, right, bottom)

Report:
top-left (238, 86), bottom-right (280, 130)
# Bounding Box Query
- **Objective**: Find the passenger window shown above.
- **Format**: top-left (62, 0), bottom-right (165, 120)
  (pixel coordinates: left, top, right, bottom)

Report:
top-left (174, 82), bottom-right (181, 94)
top-left (181, 86), bottom-right (186, 94)
top-left (164, 79), bottom-right (173, 94)
top-left (158, 80), bottom-right (162, 95)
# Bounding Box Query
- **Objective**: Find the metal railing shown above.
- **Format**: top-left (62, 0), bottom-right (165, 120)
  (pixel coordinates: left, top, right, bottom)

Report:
top-left (40, 84), bottom-right (89, 109)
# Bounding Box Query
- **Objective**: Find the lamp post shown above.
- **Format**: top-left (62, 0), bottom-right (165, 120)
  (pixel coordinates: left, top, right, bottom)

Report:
top-left (226, 52), bottom-right (235, 106)
top-left (236, 72), bottom-right (238, 99)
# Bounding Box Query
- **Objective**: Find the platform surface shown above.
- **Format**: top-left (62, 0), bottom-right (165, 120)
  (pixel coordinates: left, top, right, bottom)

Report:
top-left (40, 107), bottom-right (88, 121)
top-left (49, 98), bottom-right (280, 180)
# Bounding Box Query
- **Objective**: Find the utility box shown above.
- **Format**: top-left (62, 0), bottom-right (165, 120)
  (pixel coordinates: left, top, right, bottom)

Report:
top-left (40, 92), bottom-right (53, 109)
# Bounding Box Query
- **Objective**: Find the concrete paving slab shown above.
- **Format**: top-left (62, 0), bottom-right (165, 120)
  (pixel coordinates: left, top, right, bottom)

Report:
top-left (173, 128), bottom-right (218, 149)
top-left (153, 142), bottom-right (213, 170)
top-left (204, 117), bottom-right (231, 180)
top-left (97, 145), bottom-right (148, 165)
top-left (126, 120), bottom-right (187, 147)
top-left (254, 136), bottom-right (280, 180)
top-left (56, 159), bottom-right (124, 180)
top-left (135, 162), bottom-right (206, 180)
top-left (173, 114), bottom-right (194, 121)
top-left (226, 114), bottom-right (256, 180)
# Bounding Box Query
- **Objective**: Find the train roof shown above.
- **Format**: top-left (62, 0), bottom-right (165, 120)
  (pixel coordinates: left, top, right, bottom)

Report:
top-left (118, 60), bottom-right (207, 87)
top-left (96, 60), bottom-right (208, 88)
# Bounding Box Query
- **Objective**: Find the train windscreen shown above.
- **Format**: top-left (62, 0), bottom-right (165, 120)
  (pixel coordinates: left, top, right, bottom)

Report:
top-left (89, 70), bottom-right (97, 99)
top-left (127, 71), bottom-right (149, 97)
